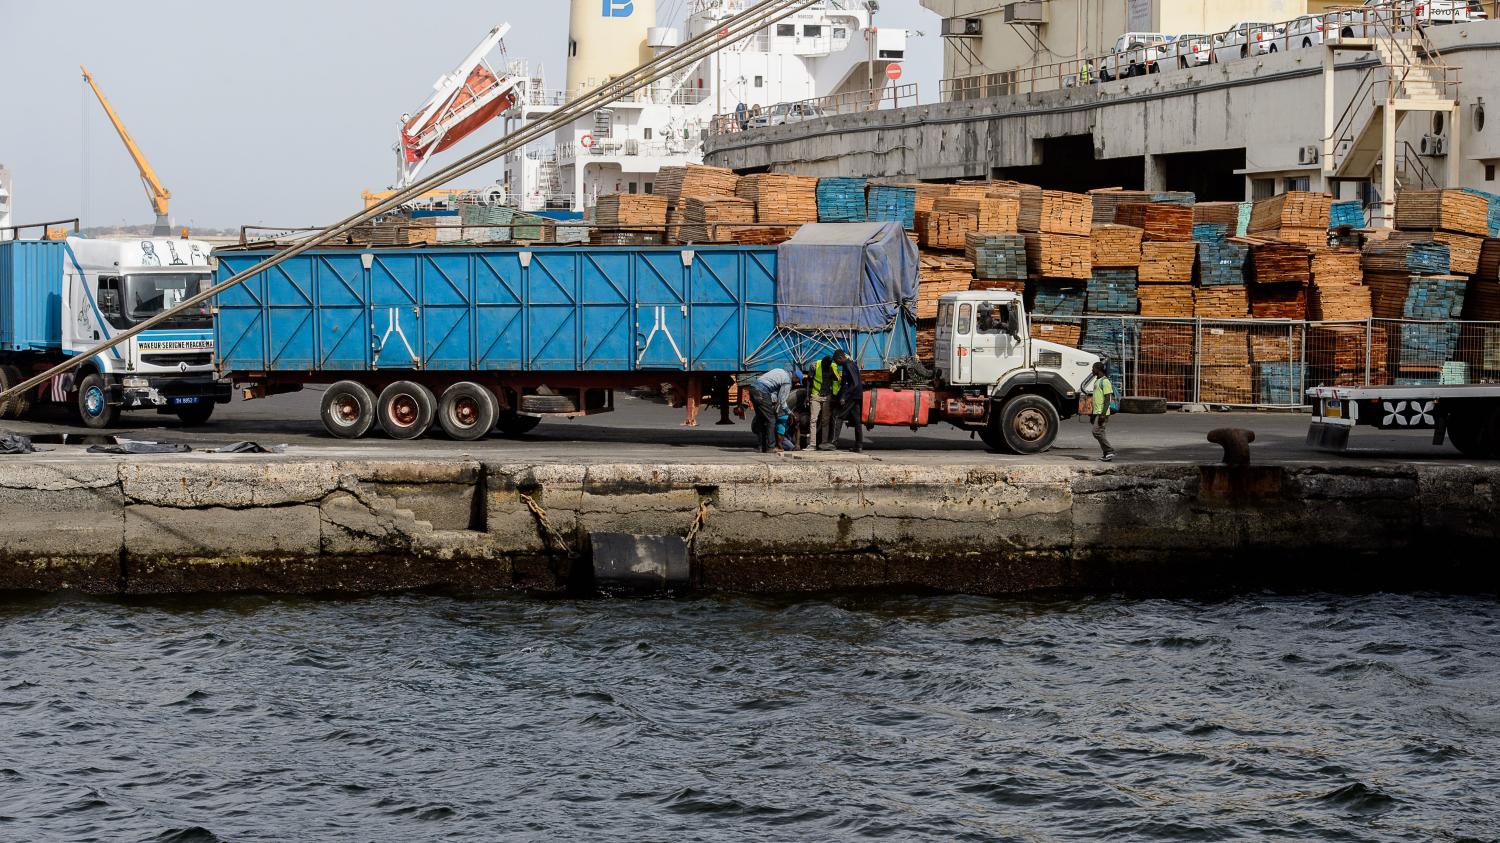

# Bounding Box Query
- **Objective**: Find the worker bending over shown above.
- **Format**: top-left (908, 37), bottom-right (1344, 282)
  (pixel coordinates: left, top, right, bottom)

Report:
top-left (747, 367), bottom-right (801, 454)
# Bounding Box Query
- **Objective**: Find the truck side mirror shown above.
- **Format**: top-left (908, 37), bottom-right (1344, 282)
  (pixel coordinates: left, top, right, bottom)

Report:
top-left (97, 289), bottom-right (120, 317)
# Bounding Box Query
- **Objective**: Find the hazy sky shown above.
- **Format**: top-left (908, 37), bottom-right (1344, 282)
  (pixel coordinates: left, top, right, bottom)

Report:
top-left (0, 0), bottom-right (941, 230)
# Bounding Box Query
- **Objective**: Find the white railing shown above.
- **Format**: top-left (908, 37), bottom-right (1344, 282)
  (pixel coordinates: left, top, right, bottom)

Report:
top-left (710, 83), bottom-right (920, 135)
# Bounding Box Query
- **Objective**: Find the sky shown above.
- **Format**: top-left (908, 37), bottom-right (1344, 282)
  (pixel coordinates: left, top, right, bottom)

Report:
top-left (0, 0), bottom-right (941, 230)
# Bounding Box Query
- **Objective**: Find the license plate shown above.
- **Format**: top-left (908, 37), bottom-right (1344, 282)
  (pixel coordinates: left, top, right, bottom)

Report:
top-left (170, 397), bottom-right (200, 406)
top-left (1323, 399), bottom-right (1342, 419)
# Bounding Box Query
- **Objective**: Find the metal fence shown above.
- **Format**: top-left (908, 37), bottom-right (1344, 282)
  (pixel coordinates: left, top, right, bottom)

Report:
top-left (710, 84), bottom-right (920, 136)
top-left (1032, 316), bottom-right (1500, 407)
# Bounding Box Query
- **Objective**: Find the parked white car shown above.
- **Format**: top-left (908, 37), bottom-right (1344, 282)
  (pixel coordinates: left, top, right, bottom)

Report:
top-left (747, 101), bottom-right (827, 129)
top-left (1286, 15), bottom-right (1327, 48)
top-left (1100, 32), bottom-right (1172, 80)
top-left (1335, 0), bottom-right (1486, 38)
top-left (1168, 32), bottom-right (1215, 68)
top-left (1213, 21), bottom-right (1285, 62)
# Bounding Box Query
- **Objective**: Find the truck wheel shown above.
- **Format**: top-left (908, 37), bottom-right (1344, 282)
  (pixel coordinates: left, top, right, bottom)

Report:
top-left (0, 365), bottom-right (32, 420)
top-left (175, 402), bottom-right (216, 426)
top-left (377, 380), bottom-right (436, 440)
top-left (437, 382), bottom-right (498, 441)
top-left (320, 380), bottom-right (377, 439)
top-left (495, 411), bottom-right (542, 437)
top-left (999, 395), bottom-right (1060, 455)
top-left (76, 373), bottom-right (119, 429)
top-left (978, 426), bottom-right (1015, 454)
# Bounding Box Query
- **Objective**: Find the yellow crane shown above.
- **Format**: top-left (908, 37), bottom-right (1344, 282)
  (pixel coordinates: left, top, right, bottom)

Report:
top-left (80, 65), bottom-right (172, 235)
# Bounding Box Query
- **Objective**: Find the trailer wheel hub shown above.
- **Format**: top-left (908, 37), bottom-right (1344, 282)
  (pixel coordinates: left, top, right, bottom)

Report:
top-left (451, 397), bottom-right (479, 427)
top-left (390, 395), bottom-right (420, 427)
top-left (1013, 407), bottom-right (1047, 442)
top-left (333, 398), bottom-right (361, 424)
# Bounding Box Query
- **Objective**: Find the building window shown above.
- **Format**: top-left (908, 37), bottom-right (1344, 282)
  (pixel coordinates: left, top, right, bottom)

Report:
top-left (643, 127), bottom-right (652, 140)
top-left (569, 40), bottom-right (577, 57)
top-left (628, 182), bottom-right (638, 195)
top-left (777, 24), bottom-right (794, 36)
top-left (1251, 178), bottom-right (1276, 202)
top-left (1286, 176), bottom-right (1311, 192)
top-left (804, 25), bottom-right (822, 37)
top-left (644, 183), bottom-right (654, 194)
top-left (834, 27), bottom-right (847, 39)
top-left (1487, 163), bottom-right (1497, 182)
top-left (754, 75), bottom-right (764, 88)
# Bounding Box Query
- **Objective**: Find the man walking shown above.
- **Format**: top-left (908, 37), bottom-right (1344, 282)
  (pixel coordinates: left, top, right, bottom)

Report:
top-left (808, 354), bottom-right (842, 450)
top-left (747, 367), bottom-right (800, 454)
top-left (1088, 361), bottom-right (1117, 462)
top-left (829, 349), bottom-right (865, 453)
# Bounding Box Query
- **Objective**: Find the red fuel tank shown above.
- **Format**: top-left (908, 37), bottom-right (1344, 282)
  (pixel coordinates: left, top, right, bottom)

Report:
top-left (862, 388), bottom-right (934, 428)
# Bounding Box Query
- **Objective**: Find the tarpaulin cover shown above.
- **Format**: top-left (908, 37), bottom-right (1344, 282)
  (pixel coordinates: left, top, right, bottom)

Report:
top-left (775, 222), bottom-right (917, 331)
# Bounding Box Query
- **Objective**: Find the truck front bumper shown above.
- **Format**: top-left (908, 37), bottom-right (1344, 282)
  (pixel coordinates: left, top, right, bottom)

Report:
top-left (110, 376), bottom-right (233, 411)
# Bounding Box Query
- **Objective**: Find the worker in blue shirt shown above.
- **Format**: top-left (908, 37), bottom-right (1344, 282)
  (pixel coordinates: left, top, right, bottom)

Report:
top-left (747, 367), bottom-right (801, 454)
top-left (829, 349), bottom-right (865, 453)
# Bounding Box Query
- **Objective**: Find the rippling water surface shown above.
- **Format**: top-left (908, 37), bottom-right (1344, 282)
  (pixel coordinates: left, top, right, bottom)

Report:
top-left (2, 592), bottom-right (1498, 841)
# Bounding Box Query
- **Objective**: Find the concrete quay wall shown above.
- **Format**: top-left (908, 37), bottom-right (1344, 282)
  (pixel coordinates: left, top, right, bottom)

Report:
top-left (0, 458), bottom-right (1495, 596)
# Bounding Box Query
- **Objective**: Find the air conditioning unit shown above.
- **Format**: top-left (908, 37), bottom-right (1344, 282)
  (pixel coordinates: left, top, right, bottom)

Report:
top-left (1421, 133), bottom-right (1448, 156)
top-left (625, 139), bottom-right (640, 156)
top-left (942, 17), bottom-right (983, 37)
top-left (1298, 145), bottom-right (1320, 165)
top-left (1003, 2), bottom-right (1045, 26)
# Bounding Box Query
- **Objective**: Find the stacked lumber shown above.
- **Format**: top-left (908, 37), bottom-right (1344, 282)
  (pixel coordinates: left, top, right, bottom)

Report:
top-left (1200, 326), bottom-right (1254, 403)
top-left (1024, 233), bottom-right (1091, 279)
top-left (1309, 283), bottom-right (1372, 321)
top-left (1193, 223), bottom-right (1229, 243)
top-left (1461, 280), bottom-right (1500, 320)
top-left (1091, 224), bottom-right (1143, 267)
top-left (1260, 227), bottom-right (1329, 248)
top-left (917, 211), bottom-right (975, 250)
top-left (1134, 366), bottom-right (1194, 403)
top-left (676, 164), bottom-right (740, 198)
top-left (1256, 362), bottom-right (1308, 405)
top-left (866, 185), bottom-right (917, 229)
top-left (1197, 242), bottom-right (1249, 287)
top-left (895, 182), bottom-right (953, 218)
top-left (592, 229), bottom-right (664, 246)
top-left (595, 194), bottom-right (669, 228)
top-left (1400, 230), bottom-right (1484, 275)
top-left (933, 196), bottom-right (1019, 233)
top-left (680, 196), bottom-right (755, 242)
top-left (1200, 326), bottom-right (1252, 367)
top-left (1308, 325), bottom-right (1389, 386)
top-left (966, 233), bottom-right (1027, 280)
top-left (1139, 323), bottom-right (1195, 366)
top-left (946, 183), bottom-right (995, 201)
top-left (1249, 191), bottom-right (1333, 233)
top-left (1238, 237), bottom-right (1312, 284)
top-left (1251, 331), bottom-right (1300, 363)
top-left (916, 253), bottom-right (975, 319)
top-left (654, 166), bottom-right (686, 199)
top-left (1367, 272), bottom-right (1417, 318)
top-left (1138, 284), bottom-right (1196, 317)
top-left (727, 226), bottom-right (799, 245)
top-left (1031, 321), bottom-right (1084, 348)
top-left (1394, 189), bottom-right (1491, 236)
top-left (1029, 279), bottom-right (1086, 316)
top-left (1249, 284), bottom-right (1308, 319)
top-left (1481, 238), bottom-right (1500, 280)
top-left (1139, 241), bottom-right (1197, 283)
top-left (1015, 189), bottom-right (1091, 235)
top-left (1080, 320), bottom-right (1132, 377)
top-left (1462, 188), bottom-right (1500, 236)
top-left (1310, 247), bottom-right (1363, 285)
top-left (1087, 268), bottom-right (1139, 313)
top-left (1330, 201), bottom-right (1366, 229)
top-left (916, 321), bottom-right (937, 361)
top-left (1363, 232), bottom-right (1451, 274)
top-left (1151, 191), bottom-right (1196, 206)
top-left (1195, 201), bottom-right (1252, 236)
top-left (1195, 285), bottom-right (1250, 317)
top-left (736, 174), bottom-right (818, 223)
top-left (815, 177), bottom-right (868, 223)
top-left (1403, 274), bottom-right (1469, 320)
top-left (970, 279), bottom-right (1026, 294)
top-left (1114, 203), bottom-right (1193, 241)
top-left (1089, 189), bottom-right (1154, 225)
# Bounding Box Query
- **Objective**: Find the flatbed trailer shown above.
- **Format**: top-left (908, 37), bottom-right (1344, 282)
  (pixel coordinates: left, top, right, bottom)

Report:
top-left (1306, 384), bottom-right (1500, 458)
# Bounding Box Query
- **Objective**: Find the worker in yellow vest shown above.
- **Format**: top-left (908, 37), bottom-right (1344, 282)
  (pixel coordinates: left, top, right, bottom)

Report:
top-left (808, 354), bottom-right (843, 450)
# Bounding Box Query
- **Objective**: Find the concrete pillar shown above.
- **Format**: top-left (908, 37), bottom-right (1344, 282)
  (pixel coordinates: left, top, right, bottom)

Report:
top-left (1447, 105), bottom-right (1462, 187)
top-left (1380, 103), bottom-right (1397, 228)
top-left (1144, 154), bottom-right (1168, 192)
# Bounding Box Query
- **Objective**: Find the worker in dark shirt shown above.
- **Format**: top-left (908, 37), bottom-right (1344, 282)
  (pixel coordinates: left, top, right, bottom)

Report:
top-left (830, 349), bottom-right (865, 453)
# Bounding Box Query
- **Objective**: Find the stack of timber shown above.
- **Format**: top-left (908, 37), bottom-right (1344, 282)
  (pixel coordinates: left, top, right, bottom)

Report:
top-left (674, 164), bottom-right (740, 198)
top-left (1192, 223), bottom-right (1229, 243)
top-left (1394, 189), bottom-right (1491, 237)
top-left (1310, 247), bottom-right (1363, 285)
top-left (1238, 237), bottom-right (1312, 284)
top-left (1114, 203), bottom-right (1193, 241)
top-left (1479, 238), bottom-right (1500, 280)
top-left (595, 194), bottom-right (669, 230)
top-left (1086, 268), bottom-right (1139, 313)
top-left (680, 196), bottom-right (755, 243)
top-left (1330, 201), bottom-right (1366, 229)
top-left (1031, 321), bottom-right (1084, 348)
top-left (736, 174), bottom-right (818, 224)
top-left (1461, 188), bottom-right (1500, 236)
top-left (592, 228), bottom-right (666, 246)
top-left (917, 253), bottom-right (976, 319)
top-left (1199, 326), bottom-right (1254, 403)
top-left (1195, 285), bottom-right (1250, 317)
top-left (1367, 272), bottom-right (1421, 319)
top-left (917, 211), bottom-right (975, 250)
top-left (1256, 361), bottom-right (1308, 405)
top-left (815, 178), bottom-right (868, 223)
top-left (1194, 201), bottom-right (1252, 236)
top-left (1249, 283), bottom-right (1308, 319)
top-left (1309, 284), bottom-right (1372, 321)
top-left (1030, 280), bottom-right (1086, 316)
top-left (1138, 284), bottom-right (1196, 317)
top-left (1399, 230), bottom-right (1485, 275)
top-left (727, 226), bottom-right (799, 246)
top-left (933, 196), bottom-right (1020, 233)
top-left (1139, 323), bottom-right (1195, 366)
top-left (894, 183), bottom-right (953, 219)
top-left (1014, 189), bottom-right (1092, 236)
top-left (1250, 330), bottom-right (1300, 364)
top-left (1308, 324), bottom-right (1389, 386)
top-left (1397, 275), bottom-right (1468, 372)
top-left (1024, 233), bottom-right (1092, 279)
top-left (1089, 189), bottom-right (1154, 225)
top-left (1091, 224), bottom-right (1143, 267)
top-left (1248, 191), bottom-right (1332, 246)
top-left (1139, 242), bottom-right (1197, 283)
top-left (1197, 241), bottom-right (1250, 287)
top-left (1080, 319), bottom-right (1133, 381)
top-left (1461, 280), bottom-right (1500, 321)
top-left (866, 185), bottom-right (917, 229)
top-left (970, 279), bottom-right (1027, 294)
top-left (946, 183), bottom-right (996, 201)
top-left (654, 166), bottom-right (687, 199)
top-left (966, 233), bottom-right (1027, 280)
top-left (1363, 232), bottom-right (1451, 275)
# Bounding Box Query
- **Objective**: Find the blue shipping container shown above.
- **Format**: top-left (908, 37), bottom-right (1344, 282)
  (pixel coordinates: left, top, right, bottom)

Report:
top-left (214, 245), bottom-right (915, 375)
top-left (0, 240), bottom-right (65, 353)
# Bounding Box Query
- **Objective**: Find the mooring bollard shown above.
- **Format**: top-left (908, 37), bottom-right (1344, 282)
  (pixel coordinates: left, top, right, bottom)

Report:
top-left (1207, 428), bottom-right (1256, 466)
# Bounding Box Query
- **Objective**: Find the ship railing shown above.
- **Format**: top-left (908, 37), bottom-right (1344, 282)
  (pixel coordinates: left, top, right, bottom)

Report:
top-left (709, 83), bottom-right (919, 136)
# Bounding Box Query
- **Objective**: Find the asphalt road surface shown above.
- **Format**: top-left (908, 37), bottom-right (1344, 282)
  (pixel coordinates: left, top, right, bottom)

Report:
top-left (0, 386), bottom-right (1473, 466)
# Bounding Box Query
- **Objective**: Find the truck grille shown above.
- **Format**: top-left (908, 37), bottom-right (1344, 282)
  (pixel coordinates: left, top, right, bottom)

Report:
top-left (143, 352), bottom-right (213, 367)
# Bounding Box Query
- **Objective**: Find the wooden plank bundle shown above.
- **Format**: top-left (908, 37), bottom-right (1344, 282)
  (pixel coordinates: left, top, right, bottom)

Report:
top-left (654, 166), bottom-right (686, 199)
top-left (1200, 366), bottom-right (1255, 404)
top-left (1256, 361), bottom-right (1308, 405)
top-left (1089, 189), bottom-right (1154, 225)
top-left (866, 185), bottom-right (917, 229)
top-left (736, 173), bottom-right (818, 224)
top-left (1462, 188), bottom-right (1500, 237)
top-left (1091, 224), bottom-right (1143, 267)
top-left (1481, 238), bottom-right (1500, 281)
top-left (1461, 280), bottom-right (1500, 321)
top-left (591, 229), bottom-right (664, 246)
top-left (1031, 321), bottom-right (1084, 348)
top-left (1197, 241), bottom-right (1249, 287)
top-left (1367, 272), bottom-right (1417, 319)
top-left (1260, 227), bottom-right (1329, 248)
top-left (1309, 283), bottom-right (1372, 321)
top-left (815, 177), bottom-right (868, 223)
top-left (1195, 201), bottom-right (1252, 236)
top-left (1308, 325), bottom-right (1388, 386)
top-left (1249, 283), bottom-right (1308, 319)
top-left (894, 182), bottom-right (953, 218)
top-left (1135, 365), bottom-right (1194, 402)
top-left (1192, 223), bottom-right (1229, 243)
top-left (1251, 330), bottom-right (1301, 363)
top-left (1139, 323), bottom-right (1195, 366)
top-left (945, 183), bottom-right (996, 201)
top-left (1029, 279), bottom-right (1086, 316)
top-left (595, 194), bottom-right (669, 228)
top-left (933, 196), bottom-right (1020, 233)
top-left (1200, 325), bottom-right (1252, 367)
top-left (1330, 201), bottom-right (1365, 229)
top-left (917, 210), bottom-right (976, 250)
top-left (970, 279), bottom-right (1026, 294)
top-left (1362, 232), bottom-right (1451, 275)
top-left (680, 196), bottom-right (755, 243)
top-left (1403, 274), bottom-right (1468, 320)
top-left (1114, 203), bottom-right (1193, 241)
top-left (1310, 247), bottom-right (1363, 286)
top-left (1086, 268), bottom-right (1138, 313)
top-left (916, 253), bottom-right (975, 319)
top-left (1236, 237), bottom-right (1312, 284)
top-left (1138, 284), bottom-right (1195, 317)
top-left (1249, 191), bottom-right (1332, 233)
top-left (966, 233), bottom-right (1027, 280)
top-left (1394, 189), bottom-right (1491, 236)
top-left (1400, 230), bottom-right (1485, 275)
top-left (1014, 189), bottom-right (1092, 236)
top-left (1195, 285), bottom-right (1250, 317)
top-left (727, 226), bottom-right (799, 245)
top-left (1024, 233), bottom-right (1091, 279)
top-left (678, 164), bottom-right (739, 197)
top-left (1139, 241), bottom-right (1197, 283)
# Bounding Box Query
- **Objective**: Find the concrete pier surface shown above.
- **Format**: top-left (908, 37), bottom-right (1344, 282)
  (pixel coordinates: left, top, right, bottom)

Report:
top-left (1, 390), bottom-right (1496, 597)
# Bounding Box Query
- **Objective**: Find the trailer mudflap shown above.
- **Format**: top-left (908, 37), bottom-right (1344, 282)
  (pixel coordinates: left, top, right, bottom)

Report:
top-left (1306, 421), bottom-right (1350, 451)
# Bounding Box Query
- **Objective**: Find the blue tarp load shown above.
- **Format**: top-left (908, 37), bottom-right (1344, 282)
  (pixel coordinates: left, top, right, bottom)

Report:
top-left (774, 222), bottom-right (917, 332)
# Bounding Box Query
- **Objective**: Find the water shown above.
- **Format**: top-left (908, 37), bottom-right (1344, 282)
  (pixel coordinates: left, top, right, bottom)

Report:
top-left (2, 592), bottom-right (1498, 842)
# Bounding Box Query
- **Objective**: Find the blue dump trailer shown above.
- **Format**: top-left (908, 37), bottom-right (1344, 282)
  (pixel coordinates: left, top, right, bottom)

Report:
top-left (214, 238), bottom-right (918, 440)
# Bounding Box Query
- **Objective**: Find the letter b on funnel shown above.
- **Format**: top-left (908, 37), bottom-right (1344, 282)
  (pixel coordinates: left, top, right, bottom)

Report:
top-left (603, 0), bottom-right (634, 17)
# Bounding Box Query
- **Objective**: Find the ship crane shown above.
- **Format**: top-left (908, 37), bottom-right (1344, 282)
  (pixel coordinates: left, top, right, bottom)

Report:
top-left (396, 23), bottom-right (527, 188)
top-left (80, 65), bottom-right (172, 235)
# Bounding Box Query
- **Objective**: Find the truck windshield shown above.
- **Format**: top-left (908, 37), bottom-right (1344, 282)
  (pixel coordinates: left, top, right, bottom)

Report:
top-left (124, 274), bottom-right (212, 327)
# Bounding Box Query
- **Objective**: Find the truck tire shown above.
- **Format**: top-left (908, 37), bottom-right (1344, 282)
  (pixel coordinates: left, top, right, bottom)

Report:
top-left (437, 382), bottom-right (498, 441)
top-left (998, 395), bottom-right (1060, 455)
top-left (76, 373), bottom-right (119, 429)
top-left (495, 411), bottom-right (543, 437)
top-left (0, 365), bottom-right (33, 420)
top-left (320, 380), bottom-right (378, 440)
top-left (175, 402), bottom-right (216, 426)
top-left (519, 394), bottom-right (578, 414)
top-left (978, 426), bottom-right (1015, 454)
top-left (1119, 396), bottom-right (1168, 415)
top-left (377, 381), bottom-right (436, 440)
